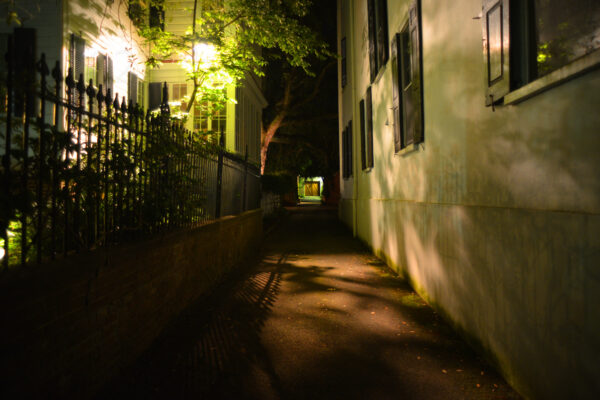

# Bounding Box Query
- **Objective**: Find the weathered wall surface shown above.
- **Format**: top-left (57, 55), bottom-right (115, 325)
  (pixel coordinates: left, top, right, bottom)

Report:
top-left (0, 209), bottom-right (263, 399)
top-left (338, 0), bottom-right (600, 398)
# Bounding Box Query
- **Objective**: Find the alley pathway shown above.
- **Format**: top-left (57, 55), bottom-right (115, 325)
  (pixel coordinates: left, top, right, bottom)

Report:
top-left (99, 205), bottom-right (521, 399)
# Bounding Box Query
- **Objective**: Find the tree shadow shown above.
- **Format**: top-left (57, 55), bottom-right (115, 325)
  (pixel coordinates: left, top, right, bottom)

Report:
top-left (96, 258), bottom-right (284, 399)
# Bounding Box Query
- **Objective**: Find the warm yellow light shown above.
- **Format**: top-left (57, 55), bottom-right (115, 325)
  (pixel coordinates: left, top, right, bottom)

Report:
top-left (193, 42), bottom-right (218, 66)
top-left (84, 47), bottom-right (99, 58)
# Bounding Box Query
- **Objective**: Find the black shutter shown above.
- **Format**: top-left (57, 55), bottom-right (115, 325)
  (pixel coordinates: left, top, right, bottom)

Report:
top-left (482, 0), bottom-right (510, 106)
top-left (366, 98), bottom-right (374, 169)
top-left (70, 34), bottom-right (85, 83)
top-left (367, 0), bottom-right (378, 82)
top-left (365, 87), bottom-right (374, 168)
top-left (13, 28), bottom-right (36, 116)
top-left (106, 56), bottom-right (113, 96)
top-left (391, 33), bottom-right (402, 152)
top-left (128, 71), bottom-right (138, 106)
top-left (403, 0), bottom-right (424, 145)
top-left (70, 34), bottom-right (85, 109)
top-left (410, 0), bottom-right (424, 143)
top-left (376, 0), bottom-right (389, 69)
top-left (341, 128), bottom-right (347, 178)
top-left (347, 121), bottom-right (353, 178)
top-left (148, 82), bottom-right (162, 110)
top-left (359, 99), bottom-right (366, 170)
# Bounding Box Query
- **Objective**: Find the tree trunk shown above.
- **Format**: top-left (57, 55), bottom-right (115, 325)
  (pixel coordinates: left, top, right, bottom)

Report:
top-left (260, 113), bottom-right (285, 174)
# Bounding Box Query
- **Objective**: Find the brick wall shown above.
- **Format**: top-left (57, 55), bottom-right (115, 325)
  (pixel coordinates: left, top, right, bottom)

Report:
top-left (0, 209), bottom-right (262, 399)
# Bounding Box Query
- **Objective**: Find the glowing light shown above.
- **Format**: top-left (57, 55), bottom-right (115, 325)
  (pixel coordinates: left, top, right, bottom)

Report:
top-left (84, 47), bottom-right (99, 58)
top-left (193, 42), bottom-right (218, 66)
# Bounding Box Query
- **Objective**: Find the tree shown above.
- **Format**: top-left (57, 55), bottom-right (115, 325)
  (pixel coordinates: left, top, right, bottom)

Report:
top-left (129, 0), bottom-right (331, 111)
top-left (261, 0), bottom-right (337, 175)
top-left (261, 57), bottom-right (336, 174)
top-left (128, 0), bottom-right (333, 173)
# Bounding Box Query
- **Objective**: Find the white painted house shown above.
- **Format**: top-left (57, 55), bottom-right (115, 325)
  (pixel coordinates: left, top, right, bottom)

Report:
top-left (338, 0), bottom-right (600, 398)
top-left (148, 0), bottom-right (266, 164)
top-left (0, 0), bottom-right (148, 108)
top-left (0, 0), bottom-right (265, 166)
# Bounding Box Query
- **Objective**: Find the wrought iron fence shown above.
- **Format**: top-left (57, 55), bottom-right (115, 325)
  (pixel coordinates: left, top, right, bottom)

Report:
top-left (0, 43), bottom-right (260, 269)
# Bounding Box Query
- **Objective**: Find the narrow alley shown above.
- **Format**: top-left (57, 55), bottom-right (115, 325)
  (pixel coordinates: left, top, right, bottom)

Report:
top-left (98, 205), bottom-right (520, 399)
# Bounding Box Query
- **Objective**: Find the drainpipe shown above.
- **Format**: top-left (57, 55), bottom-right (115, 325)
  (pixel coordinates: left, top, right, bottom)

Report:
top-left (350, 0), bottom-right (359, 237)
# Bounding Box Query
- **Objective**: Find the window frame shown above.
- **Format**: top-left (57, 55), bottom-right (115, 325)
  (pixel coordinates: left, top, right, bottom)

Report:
top-left (391, 0), bottom-right (424, 154)
top-left (367, 0), bottom-right (389, 83)
top-left (342, 122), bottom-right (353, 180)
top-left (482, 0), bottom-right (600, 106)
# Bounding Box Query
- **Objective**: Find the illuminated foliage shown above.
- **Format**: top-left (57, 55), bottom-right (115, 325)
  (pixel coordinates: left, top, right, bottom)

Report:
top-left (129, 0), bottom-right (331, 115)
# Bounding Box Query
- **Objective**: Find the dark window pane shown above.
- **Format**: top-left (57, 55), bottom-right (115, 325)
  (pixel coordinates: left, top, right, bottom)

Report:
top-left (533, 0), bottom-right (600, 77)
top-left (400, 29), bottom-right (411, 90)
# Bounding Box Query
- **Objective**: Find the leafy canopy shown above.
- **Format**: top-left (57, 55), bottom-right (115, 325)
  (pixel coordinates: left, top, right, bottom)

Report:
top-left (129, 0), bottom-right (332, 112)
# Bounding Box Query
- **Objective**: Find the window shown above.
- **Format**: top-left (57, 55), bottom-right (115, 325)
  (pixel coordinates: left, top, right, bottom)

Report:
top-left (12, 28), bottom-right (36, 115)
top-left (171, 83), bottom-right (187, 110)
top-left (137, 79), bottom-right (145, 108)
top-left (342, 121), bottom-right (353, 179)
top-left (367, 0), bottom-right (389, 82)
top-left (96, 54), bottom-right (113, 96)
top-left (84, 51), bottom-right (96, 88)
top-left (194, 101), bottom-right (226, 144)
top-left (391, 0), bottom-right (424, 151)
top-left (148, 82), bottom-right (162, 111)
top-left (194, 101), bottom-right (209, 132)
top-left (70, 34), bottom-right (85, 85)
top-left (360, 90), bottom-right (374, 170)
top-left (341, 37), bottom-right (347, 88)
top-left (127, 71), bottom-right (139, 106)
top-left (213, 104), bottom-right (227, 134)
top-left (482, 0), bottom-right (600, 105)
top-left (69, 34), bottom-right (85, 109)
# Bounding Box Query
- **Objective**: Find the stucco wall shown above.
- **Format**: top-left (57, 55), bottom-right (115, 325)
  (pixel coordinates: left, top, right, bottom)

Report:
top-left (338, 0), bottom-right (600, 398)
top-left (0, 209), bottom-right (263, 399)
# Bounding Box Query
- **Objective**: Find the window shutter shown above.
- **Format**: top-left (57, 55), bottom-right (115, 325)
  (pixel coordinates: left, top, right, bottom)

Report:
top-left (391, 33), bottom-right (402, 152)
top-left (405, 0), bottom-right (424, 145)
top-left (347, 121), bottom-right (353, 178)
top-left (366, 87), bottom-right (374, 168)
top-left (367, 0), bottom-right (378, 82)
top-left (376, 0), bottom-right (389, 69)
top-left (106, 56), bottom-right (113, 96)
top-left (96, 54), bottom-right (106, 90)
top-left (137, 79), bottom-right (144, 108)
top-left (70, 34), bottom-right (85, 83)
top-left (359, 99), bottom-right (366, 170)
top-left (341, 128), bottom-right (347, 178)
top-left (482, 0), bottom-right (510, 106)
top-left (148, 82), bottom-right (162, 111)
top-left (13, 28), bottom-right (36, 116)
top-left (128, 72), bottom-right (138, 106)
top-left (70, 34), bottom-right (85, 109)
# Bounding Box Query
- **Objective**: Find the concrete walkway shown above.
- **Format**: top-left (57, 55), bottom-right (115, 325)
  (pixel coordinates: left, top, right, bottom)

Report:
top-left (99, 205), bottom-right (521, 399)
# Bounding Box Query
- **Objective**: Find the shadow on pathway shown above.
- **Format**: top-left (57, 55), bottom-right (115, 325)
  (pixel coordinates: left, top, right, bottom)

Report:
top-left (98, 204), bottom-right (521, 399)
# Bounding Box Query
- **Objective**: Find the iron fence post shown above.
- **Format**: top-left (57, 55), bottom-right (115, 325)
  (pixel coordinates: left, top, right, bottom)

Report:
top-left (215, 128), bottom-right (225, 218)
